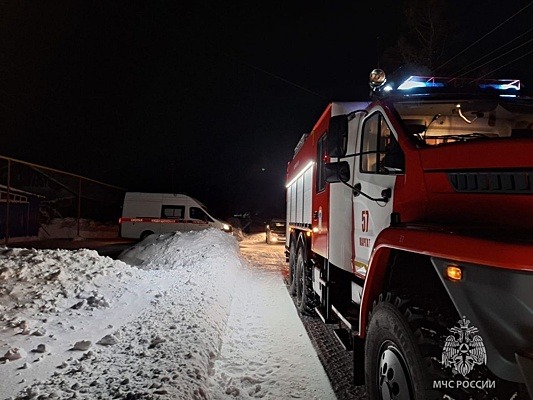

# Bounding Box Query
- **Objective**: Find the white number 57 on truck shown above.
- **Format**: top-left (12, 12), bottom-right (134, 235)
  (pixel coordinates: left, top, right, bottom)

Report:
top-left (285, 70), bottom-right (533, 400)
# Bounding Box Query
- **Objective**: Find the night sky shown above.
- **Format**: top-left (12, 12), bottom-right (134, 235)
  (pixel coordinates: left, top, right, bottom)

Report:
top-left (1, 1), bottom-right (532, 218)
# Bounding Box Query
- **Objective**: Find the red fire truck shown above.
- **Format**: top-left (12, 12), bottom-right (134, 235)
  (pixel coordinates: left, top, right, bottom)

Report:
top-left (285, 70), bottom-right (533, 399)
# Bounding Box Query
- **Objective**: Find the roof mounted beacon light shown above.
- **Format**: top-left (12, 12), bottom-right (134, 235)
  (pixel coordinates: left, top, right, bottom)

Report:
top-left (369, 69), bottom-right (387, 93)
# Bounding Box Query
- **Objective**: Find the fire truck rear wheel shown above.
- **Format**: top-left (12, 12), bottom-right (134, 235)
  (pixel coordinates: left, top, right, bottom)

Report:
top-left (287, 239), bottom-right (297, 295)
top-left (365, 298), bottom-right (438, 400)
top-left (295, 240), bottom-right (313, 315)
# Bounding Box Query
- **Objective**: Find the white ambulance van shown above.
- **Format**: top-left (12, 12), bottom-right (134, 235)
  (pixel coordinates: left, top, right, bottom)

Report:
top-left (119, 192), bottom-right (232, 240)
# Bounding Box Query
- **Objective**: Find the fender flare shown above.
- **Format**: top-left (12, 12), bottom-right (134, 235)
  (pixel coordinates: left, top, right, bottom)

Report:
top-left (358, 225), bottom-right (533, 336)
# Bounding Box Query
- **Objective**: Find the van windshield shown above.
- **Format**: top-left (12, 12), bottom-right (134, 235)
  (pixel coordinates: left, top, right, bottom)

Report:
top-left (190, 206), bottom-right (214, 222)
top-left (270, 220), bottom-right (286, 234)
top-left (393, 97), bottom-right (533, 146)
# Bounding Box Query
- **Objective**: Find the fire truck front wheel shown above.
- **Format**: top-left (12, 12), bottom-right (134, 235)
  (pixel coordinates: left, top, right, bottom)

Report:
top-left (365, 298), bottom-right (439, 400)
top-left (294, 238), bottom-right (313, 315)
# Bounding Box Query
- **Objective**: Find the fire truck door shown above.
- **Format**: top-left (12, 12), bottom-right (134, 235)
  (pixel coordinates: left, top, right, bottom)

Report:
top-left (353, 111), bottom-right (398, 276)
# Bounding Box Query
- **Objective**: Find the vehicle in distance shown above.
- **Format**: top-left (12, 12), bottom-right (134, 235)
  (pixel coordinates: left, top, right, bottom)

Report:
top-left (265, 218), bottom-right (286, 244)
top-left (119, 192), bottom-right (232, 240)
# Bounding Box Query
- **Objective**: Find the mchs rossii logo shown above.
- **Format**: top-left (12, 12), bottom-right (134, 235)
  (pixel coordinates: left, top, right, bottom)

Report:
top-left (442, 316), bottom-right (487, 376)
top-left (434, 316), bottom-right (495, 391)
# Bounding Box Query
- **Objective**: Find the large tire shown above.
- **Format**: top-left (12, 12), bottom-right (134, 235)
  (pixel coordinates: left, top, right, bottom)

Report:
top-left (365, 296), bottom-right (439, 400)
top-left (294, 239), bottom-right (314, 315)
top-left (287, 239), bottom-right (297, 295)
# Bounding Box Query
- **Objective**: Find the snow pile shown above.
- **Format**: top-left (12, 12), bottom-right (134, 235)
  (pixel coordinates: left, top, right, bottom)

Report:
top-left (243, 232), bottom-right (267, 244)
top-left (119, 229), bottom-right (239, 270)
top-left (0, 247), bottom-right (133, 319)
top-left (0, 229), bottom-right (242, 400)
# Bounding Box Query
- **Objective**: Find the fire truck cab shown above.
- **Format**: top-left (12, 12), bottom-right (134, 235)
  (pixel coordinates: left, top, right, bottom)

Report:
top-left (286, 71), bottom-right (533, 399)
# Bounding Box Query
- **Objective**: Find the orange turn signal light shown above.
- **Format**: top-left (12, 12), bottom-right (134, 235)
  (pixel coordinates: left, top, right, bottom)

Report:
top-left (445, 265), bottom-right (463, 281)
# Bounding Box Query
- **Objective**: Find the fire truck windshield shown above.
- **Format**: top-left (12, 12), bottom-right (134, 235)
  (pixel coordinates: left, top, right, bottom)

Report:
top-left (393, 98), bottom-right (533, 146)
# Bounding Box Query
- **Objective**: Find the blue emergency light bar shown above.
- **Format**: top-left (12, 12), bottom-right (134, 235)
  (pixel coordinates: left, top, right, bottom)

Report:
top-left (397, 76), bottom-right (521, 94)
top-left (397, 77), bottom-right (445, 90)
top-left (478, 80), bottom-right (520, 91)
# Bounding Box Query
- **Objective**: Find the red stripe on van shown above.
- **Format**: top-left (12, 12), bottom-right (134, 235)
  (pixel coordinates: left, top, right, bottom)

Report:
top-left (120, 217), bottom-right (208, 225)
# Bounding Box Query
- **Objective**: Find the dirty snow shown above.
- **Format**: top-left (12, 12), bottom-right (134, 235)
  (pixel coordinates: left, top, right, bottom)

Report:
top-left (0, 229), bottom-right (335, 399)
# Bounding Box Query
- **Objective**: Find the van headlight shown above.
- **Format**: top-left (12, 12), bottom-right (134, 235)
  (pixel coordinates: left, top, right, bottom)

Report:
top-left (223, 224), bottom-right (232, 232)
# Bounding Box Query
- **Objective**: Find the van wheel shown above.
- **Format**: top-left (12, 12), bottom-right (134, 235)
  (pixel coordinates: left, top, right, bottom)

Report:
top-left (140, 230), bottom-right (154, 240)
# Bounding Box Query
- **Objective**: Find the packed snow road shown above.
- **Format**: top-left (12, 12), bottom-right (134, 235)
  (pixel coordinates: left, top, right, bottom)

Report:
top-left (212, 233), bottom-right (335, 399)
top-left (239, 235), bottom-right (368, 400)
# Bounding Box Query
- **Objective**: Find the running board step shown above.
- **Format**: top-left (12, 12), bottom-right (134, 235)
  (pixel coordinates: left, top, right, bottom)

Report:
top-left (331, 304), bottom-right (359, 331)
top-left (315, 306), bottom-right (336, 324)
top-left (333, 328), bottom-right (353, 351)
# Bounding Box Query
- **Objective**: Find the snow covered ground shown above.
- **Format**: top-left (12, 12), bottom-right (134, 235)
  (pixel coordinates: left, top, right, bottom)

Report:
top-left (0, 229), bottom-right (335, 399)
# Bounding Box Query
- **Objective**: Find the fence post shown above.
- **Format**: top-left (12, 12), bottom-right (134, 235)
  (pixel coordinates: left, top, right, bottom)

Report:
top-left (5, 159), bottom-right (10, 245)
top-left (26, 201), bottom-right (30, 237)
top-left (77, 177), bottom-right (82, 238)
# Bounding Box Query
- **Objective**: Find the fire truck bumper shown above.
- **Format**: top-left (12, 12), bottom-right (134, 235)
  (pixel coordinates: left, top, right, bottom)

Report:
top-left (432, 257), bottom-right (533, 391)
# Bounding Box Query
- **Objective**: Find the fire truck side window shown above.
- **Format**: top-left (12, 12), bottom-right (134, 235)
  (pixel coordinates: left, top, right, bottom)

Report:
top-left (161, 205), bottom-right (185, 219)
top-left (361, 113), bottom-right (403, 173)
top-left (316, 134), bottom-right (328, 192)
